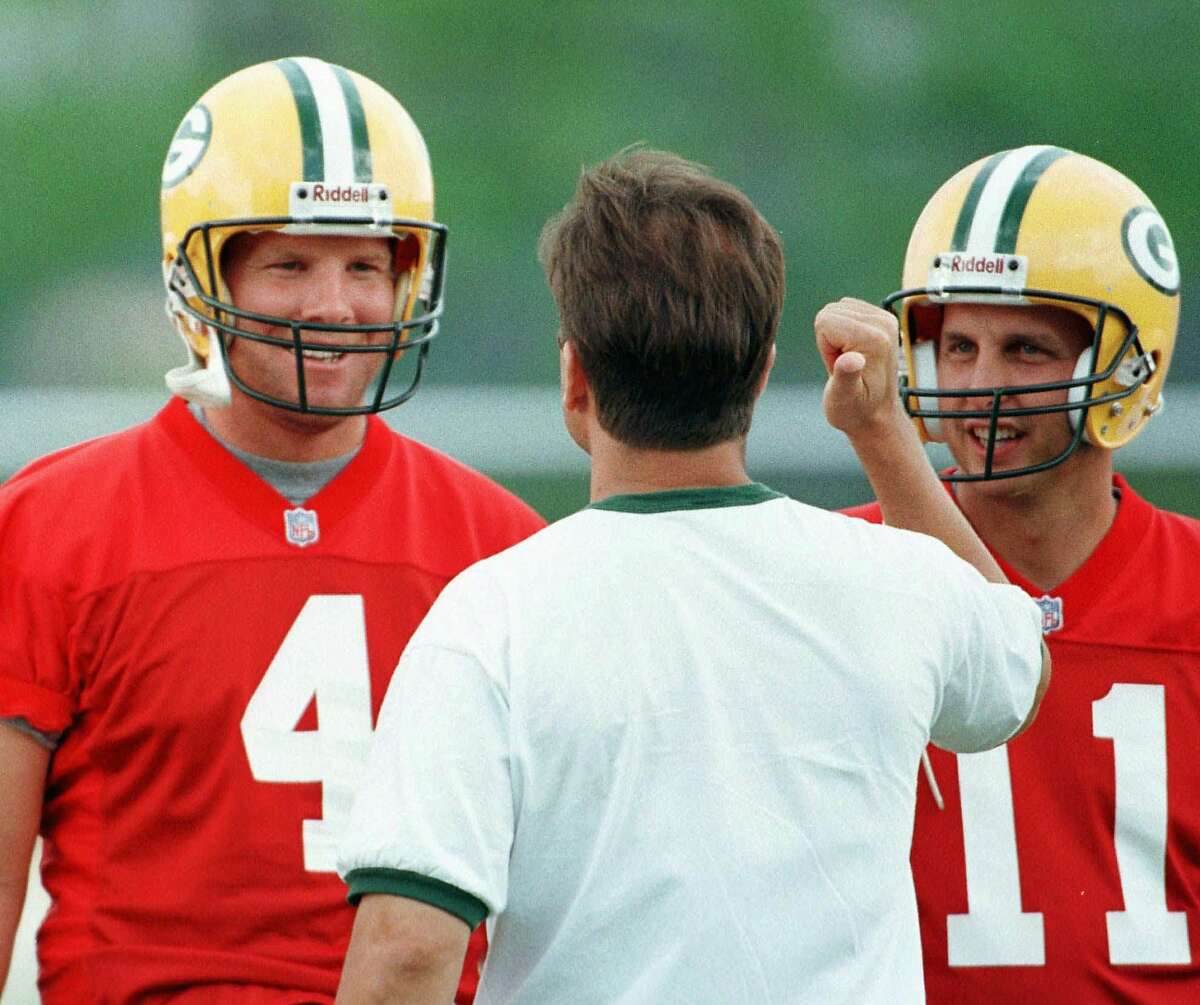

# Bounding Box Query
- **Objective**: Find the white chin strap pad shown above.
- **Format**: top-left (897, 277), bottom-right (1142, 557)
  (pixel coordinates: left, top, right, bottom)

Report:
top-left (911, 340), bottom-right (942, 440)
top-left (1066, 349), bottom-right (1091, 436)
top-left (164, 323), bottom-right (232, 408)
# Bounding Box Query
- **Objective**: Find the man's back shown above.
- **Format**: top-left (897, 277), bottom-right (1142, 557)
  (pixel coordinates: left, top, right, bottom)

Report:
top-left (341, 484), bottom-right (1043, 1003)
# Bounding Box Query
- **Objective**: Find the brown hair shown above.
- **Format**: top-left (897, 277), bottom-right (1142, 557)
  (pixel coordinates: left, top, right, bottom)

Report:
top-left (539, 148), bottom-right (785, 449)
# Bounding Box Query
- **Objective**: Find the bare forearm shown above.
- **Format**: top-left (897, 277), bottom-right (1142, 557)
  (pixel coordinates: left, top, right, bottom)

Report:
top-left (336, 896), bottom-right (468, 1005)
top-left (853, 413), bottom-right (1052, 721)
top-left (848, 415), bottom-right (1007, 585)
top-left (336, 952), bottom-right (459, 1005)
top-left (815, 297), bottom-right (1049, 710)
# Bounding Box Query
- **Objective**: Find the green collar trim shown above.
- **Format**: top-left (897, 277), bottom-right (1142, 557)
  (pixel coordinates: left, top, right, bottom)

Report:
top-left (589, 482), bottom-right (784, 514)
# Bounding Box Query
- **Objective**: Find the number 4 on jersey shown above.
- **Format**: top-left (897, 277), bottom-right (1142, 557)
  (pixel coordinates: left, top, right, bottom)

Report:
top-left (949, 682), bottom-right (1190, 967)
top-left (241, 595), bottom-right (374, 872)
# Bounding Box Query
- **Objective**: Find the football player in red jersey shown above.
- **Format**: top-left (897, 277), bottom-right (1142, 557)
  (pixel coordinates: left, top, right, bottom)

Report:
top-left (0, 58), bottom-right (543, 1003)
top-left (838, 146), bottom-right (1200, 1001)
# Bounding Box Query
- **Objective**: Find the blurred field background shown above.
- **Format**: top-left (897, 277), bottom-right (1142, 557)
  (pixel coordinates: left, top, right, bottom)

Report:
top-left (1, 0), bottom-right (1196, 520)
top-left (1, 3), bottom-right (1197, 999)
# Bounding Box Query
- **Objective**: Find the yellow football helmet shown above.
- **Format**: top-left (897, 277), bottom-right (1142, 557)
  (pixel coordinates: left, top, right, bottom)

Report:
top-left (885, 145), bottom-right (1180, 480)
top-left (160, 57), bottom-right (446, 414)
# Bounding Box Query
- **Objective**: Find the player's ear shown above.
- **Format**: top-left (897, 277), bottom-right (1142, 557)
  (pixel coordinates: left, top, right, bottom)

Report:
top-left (559, 338), bottom-right (591, 416)
top-left (752, 343), bottom-right (777, 403)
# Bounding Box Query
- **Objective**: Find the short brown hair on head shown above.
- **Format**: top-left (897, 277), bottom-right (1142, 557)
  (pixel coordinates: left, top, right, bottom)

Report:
top-left (539, 148), bottom-right (785, 450)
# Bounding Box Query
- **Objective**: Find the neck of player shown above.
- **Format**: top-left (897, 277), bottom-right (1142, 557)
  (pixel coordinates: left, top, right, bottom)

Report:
top-left (587, 433), bottom-right (752, 503)
top-left (954, 444), bottom-right (1117, 592)
top-left (203, 393), bottom-right (368, 462)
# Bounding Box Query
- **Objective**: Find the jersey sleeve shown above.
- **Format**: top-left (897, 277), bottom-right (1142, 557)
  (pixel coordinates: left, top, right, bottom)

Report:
top-left (929, 561), bottom-right (1044, 754)
top-left (0, 548), bottom-right (78, 734)
top-left (338, 573), bottom-right (514, 923)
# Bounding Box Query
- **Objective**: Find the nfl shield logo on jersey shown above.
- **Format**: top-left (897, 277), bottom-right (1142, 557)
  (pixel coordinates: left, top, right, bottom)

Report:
top-left (283, 507), bottom-right (320, 548)
top-left (1034, 594), bottom-right (1063, 634)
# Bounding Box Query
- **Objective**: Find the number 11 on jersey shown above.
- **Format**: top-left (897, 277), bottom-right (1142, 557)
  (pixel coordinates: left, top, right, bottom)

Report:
top-left (948, 682), bottom-right (1190, 967)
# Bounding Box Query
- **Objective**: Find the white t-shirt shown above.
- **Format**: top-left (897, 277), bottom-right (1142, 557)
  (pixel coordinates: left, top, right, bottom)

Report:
top-left (339, 484), bottom-right (1044, 1004)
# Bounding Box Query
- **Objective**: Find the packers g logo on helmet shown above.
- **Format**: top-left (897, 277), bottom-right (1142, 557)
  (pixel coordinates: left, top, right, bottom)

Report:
top-left (159, 57), bottom-right (448, 415)
top-left (885, 145), bottom-right (1180, 481)
top-left (1122, 206), bottom-right (1179, 296)
top-left (161, 105), bottom-right (211, 189)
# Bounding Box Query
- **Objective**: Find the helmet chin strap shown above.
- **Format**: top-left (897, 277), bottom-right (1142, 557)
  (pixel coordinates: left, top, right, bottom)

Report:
top-left (164, 320), bottom-right (233, 407)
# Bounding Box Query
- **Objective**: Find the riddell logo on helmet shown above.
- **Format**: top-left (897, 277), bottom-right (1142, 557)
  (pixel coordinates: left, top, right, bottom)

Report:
top-left (928, 251), bottom-right (1027, 293)
top-left (287, 181), bottom-right (391, 223)
top-left (945, 254), bottom-right (1008, 275)
top-left (311, 184), bottom-right (371, 203)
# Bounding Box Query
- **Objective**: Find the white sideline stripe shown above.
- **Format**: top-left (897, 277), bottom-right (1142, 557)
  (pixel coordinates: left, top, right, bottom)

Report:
top-left (294, 56), bottom-right (354, 183)
top-left (2, 386), bottom-right (1198, 479)
top-left (966, 145), bottom-right (1052, 253)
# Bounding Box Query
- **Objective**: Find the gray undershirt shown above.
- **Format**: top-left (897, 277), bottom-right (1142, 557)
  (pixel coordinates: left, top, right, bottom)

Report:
top-left (188, 402), bottom-right (359, 505)
top-left (1, 404), bottom-right (362, 749)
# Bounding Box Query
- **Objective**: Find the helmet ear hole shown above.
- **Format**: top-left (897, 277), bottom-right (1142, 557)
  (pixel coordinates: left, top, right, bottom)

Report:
top-left (393, 233), bottom-right (420, 272)
top-left (909, 302), bottom-right (943, 342)
top-left (911, 339), bottom-right (942, 439)
top-left (1067, 348), bottom-right (1092, 433)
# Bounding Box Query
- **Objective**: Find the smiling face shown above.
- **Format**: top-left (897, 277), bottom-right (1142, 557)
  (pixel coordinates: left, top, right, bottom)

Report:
top-left (935, 302), bottom-right (1095, 484)
top-left (221, 231), bottom-right (401, 416)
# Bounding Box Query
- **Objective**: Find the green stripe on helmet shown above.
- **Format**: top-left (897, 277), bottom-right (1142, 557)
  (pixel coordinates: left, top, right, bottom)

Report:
top-left (330, 64), bottom-right (373, 183)
top-left (994, 147), bottom-right (1069, 253)
top-left (950, 151), bottom-right (1006, 251)
top-left (276, 58), bottom-right (324, 181)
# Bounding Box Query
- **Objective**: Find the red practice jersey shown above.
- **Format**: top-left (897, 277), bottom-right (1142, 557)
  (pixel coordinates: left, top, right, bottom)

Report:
top-left (846, 474), bottom-right (1200, 1002)
top-left (0, 398), bottom-right (545, 1004)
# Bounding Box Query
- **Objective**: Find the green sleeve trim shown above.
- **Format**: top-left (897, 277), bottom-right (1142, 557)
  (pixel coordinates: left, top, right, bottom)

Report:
top-left (345, 868), bottom-right (489, 929)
